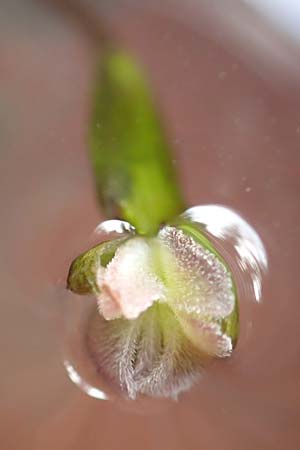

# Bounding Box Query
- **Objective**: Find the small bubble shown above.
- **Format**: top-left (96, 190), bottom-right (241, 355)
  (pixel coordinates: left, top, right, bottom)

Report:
top-left (218, 71), bottom-right (227, 80)
top-left (270, 116), bottom-right (278, 125)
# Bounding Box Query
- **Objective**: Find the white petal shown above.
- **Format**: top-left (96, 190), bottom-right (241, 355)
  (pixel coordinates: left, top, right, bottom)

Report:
top-left (97, 288), bottom-right (123, 320)
top-left (97, 238), bottom-right (166, 320)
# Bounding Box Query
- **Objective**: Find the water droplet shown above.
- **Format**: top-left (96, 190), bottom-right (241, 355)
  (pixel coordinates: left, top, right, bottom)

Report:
top-left (93, 219), bottom-right (136, 238)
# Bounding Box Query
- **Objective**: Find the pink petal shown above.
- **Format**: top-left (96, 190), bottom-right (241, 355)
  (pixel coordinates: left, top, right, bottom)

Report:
top-left (96, 238), bottom-right (166, 320)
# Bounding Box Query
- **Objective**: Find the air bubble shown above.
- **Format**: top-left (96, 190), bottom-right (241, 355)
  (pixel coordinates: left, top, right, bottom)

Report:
top-left (63, 208), bottom-right (267, 404)
top-left (181, 205), bottom-right (267, 303)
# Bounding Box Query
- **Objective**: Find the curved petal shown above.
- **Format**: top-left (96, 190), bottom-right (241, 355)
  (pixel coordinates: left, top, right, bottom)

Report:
top-left (181, 204), bottom-right (267, 302)
top-left (158, 226), bottom-right (235, 321)
top-left (178, 315), bottom-right (233, 358)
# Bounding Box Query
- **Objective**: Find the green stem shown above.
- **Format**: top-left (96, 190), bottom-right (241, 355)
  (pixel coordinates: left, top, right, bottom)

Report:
top-left (89, 50), bottom-right (184, 235)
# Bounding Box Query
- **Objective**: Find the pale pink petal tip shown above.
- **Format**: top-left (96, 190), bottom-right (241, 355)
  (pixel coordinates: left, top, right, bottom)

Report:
top-left (96, 238), bottom-right (166, 320)
top-left (182, 316), bottom-right (233, 357)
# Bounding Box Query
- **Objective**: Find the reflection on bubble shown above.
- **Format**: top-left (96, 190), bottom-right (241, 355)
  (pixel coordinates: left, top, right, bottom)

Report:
top-left (64, 359), bottom-right (108, 400)
top-left (94, 219), bottom-right (136, 236)
top-left (85, 219), bottom-right (136, 251)
top-left (62, 297), bottom-right (115, 402)
top-left (181, 205), bottom-right (268, 303)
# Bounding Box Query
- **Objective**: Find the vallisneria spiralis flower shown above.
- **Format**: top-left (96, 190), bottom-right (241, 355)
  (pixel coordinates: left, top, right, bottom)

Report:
top-left (67, 217), bottom-right (239, 399)
top-left (66, 51), bottom-right (250, 400)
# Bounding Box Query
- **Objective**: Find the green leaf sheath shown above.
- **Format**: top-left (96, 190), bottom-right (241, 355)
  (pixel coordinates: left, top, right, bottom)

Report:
top-left (89, 51), bottom-right (184, 235)
top-left (67, 237), bottom-right (128, 294)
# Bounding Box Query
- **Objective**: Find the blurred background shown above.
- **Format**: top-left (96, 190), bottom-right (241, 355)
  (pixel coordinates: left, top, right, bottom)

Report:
top-left (1, 1), bottom-right (300, 449)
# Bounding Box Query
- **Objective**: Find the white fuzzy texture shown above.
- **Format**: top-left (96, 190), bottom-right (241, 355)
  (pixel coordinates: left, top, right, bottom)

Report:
top-left (158, 226), bottom-right (235, 320)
